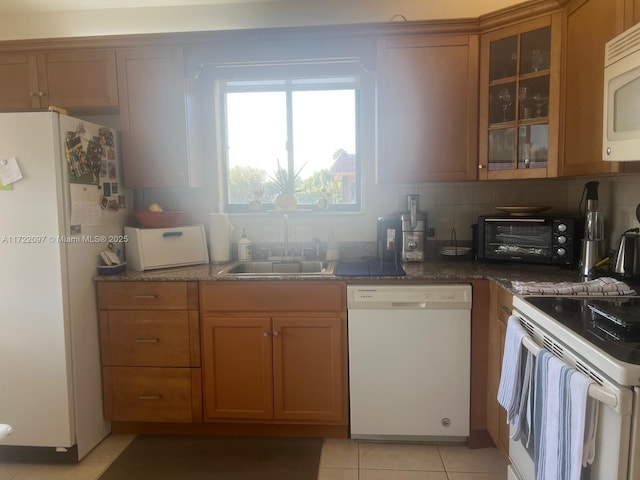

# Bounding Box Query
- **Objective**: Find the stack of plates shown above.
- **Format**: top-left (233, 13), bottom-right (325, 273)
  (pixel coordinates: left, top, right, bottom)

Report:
top-left (440, 246), bottom-right (472, 257)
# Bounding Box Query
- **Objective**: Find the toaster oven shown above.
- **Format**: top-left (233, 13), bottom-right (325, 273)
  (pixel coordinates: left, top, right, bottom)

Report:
top-left (477, 215), bottom-right (583, 267)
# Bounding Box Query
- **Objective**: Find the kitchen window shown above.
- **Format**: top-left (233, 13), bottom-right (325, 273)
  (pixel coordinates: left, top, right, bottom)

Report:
top-left (218, 73), bottom-right (361, 213)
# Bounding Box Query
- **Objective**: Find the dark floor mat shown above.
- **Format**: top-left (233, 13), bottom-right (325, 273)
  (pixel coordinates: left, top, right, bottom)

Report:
top-left (98, 435), bottom-right (322, 480)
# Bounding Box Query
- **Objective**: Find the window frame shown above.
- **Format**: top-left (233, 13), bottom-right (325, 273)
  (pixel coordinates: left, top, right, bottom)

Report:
top-left (215, 67), bottom-right (363, 214)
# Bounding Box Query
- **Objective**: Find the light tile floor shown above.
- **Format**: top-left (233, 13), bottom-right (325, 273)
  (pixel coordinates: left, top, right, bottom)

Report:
top-left (319, 439), bottom-right (508, 480)
top-left (0, 435), bottom-right (508, 480)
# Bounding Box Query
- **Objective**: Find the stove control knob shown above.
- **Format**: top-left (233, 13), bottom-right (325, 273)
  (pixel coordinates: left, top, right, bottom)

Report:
top-left (557, 235), bottom-right (567, 244)
top-left (557, 247), bottom-right (567, 256)
top-left (557, 223), bottom-right (568, 233)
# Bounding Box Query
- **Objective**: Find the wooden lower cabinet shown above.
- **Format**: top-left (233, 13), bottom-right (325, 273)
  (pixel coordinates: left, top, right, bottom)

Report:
top-left (486, 281), bottom-right (513, 458)
top-left (103, 366), bottom-right (201, 423)
top-left (200, 281), bottom-right (348, 426)
top-left (202, 316), bottom-right (274, 420)
top-left (272, 316), bottom-right (343, 422)
top-left (97, 281), bottom-right (202, 424)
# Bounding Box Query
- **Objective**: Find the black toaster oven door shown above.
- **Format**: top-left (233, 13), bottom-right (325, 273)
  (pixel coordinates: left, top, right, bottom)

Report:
top-left (481, 218), bottom-right (554, 263)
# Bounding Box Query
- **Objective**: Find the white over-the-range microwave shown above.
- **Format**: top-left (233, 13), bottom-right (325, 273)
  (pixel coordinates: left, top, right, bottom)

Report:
top-left (603, 22), bottom-right (640, 161)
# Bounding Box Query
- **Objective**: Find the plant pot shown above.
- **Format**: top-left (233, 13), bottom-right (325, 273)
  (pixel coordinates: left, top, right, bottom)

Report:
top-left (274, 192), bottom-right (297, 210)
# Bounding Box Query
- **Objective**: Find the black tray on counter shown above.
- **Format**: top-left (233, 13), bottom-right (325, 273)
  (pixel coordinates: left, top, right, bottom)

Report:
top-left (334, 261), bottom-right (406, 277)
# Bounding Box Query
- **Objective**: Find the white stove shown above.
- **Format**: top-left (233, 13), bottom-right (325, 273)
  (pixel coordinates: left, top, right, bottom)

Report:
top-left (509, 295), bottom-right (640, 480)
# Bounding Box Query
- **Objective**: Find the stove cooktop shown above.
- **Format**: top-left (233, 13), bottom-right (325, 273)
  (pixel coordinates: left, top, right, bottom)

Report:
top-left (524, 296), bottom-right (640, 365)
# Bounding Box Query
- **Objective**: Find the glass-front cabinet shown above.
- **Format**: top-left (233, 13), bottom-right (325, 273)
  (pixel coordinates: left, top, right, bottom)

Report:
top-left (479, 14), bottom-right (561, 180)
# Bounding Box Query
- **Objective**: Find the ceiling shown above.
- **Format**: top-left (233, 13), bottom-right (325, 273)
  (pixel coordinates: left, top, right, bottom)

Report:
top-left (0, 0), bottom-right (528, 41)
top-left (0, 0), bottom-right (278, 13)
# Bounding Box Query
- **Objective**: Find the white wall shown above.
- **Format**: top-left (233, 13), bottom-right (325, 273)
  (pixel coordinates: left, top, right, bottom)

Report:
top-left (0, 0), bottom-right (526, 41)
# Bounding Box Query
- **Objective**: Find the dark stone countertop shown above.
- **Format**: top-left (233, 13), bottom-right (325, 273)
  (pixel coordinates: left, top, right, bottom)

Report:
top-left (95, 259), bottom-right (589, 294)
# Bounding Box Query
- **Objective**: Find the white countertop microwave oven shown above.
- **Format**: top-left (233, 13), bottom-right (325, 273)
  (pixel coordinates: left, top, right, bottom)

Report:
top-left (603, 21), bottom-right (640, 161)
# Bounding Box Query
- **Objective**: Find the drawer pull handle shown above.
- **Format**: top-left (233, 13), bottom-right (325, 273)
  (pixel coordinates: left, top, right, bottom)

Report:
top-left (500, 305), bottom-right (511, 315)
top-left (138, 394), bottom-right (161, 400)
top-left (162, 231), bottom-right (184, 237)
top-left (136, 338), bottom-right (160, 343)
top-left (133, 295), bottom-right (157, 299)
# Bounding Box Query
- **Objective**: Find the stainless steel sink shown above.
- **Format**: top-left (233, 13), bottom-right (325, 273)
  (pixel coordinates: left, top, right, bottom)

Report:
top-left (218, 260), bottom-right (335, 276)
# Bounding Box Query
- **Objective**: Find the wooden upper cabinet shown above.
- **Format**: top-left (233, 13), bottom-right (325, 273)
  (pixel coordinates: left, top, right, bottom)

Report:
top-left (376, 33), bottom-right (479, 183)
top-left (0, 50), bottom-right (117, 111)
top-left (479, 13), bottom-right (561, 180)
top-left (0, 54), bottom-right (40, 110)
top-left (560, 0), bottom-right (626, 176)
top-left (42, 51), bottom-right (118, 108)
top-left (116, 47), bottom-right (204, 188)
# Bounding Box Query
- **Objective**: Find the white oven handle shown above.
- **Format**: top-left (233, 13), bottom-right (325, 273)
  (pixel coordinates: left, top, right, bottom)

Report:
top-left (520, 335), bottom-right (629, 414)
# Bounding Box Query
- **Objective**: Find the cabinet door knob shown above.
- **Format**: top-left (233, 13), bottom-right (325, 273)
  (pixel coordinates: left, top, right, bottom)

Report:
top-left (263, 332), bottom-right (270, 337)
top-left (478, 164), bottom-right (485, 169)
top-left (273, 331), bottom-right (280, 337)
top-left (38, 91), bottom-right (45, 97)
top-left (29, 92), bottom-right (35, 97)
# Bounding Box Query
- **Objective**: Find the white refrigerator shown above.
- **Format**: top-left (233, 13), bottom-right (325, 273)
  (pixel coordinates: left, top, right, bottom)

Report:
top-left (0, 112), bottom-right (129, 462)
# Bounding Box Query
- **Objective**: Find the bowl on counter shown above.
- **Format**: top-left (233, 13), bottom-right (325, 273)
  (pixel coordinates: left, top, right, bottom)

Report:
top-left (134, 210), bottom-right (187, 228)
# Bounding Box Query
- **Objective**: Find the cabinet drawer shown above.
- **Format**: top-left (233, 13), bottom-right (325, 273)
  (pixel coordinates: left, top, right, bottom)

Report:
top-left (103, 366), bottom-right (201, 423)
top-left (97, 282), bottom-right (196, 310)
top-left (100, 311), bottom-right (196, 367)
top-left (201, 281), bottom-right (346, 312)
top-left (496, 287), bottom-right (513, 324)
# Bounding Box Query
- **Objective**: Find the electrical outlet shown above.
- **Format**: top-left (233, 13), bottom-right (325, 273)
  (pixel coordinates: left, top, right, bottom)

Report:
top-left (427, 227), bottom-right (436, 238)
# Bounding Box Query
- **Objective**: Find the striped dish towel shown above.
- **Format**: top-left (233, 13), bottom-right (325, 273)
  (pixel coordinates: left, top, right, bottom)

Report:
top-left (533, 349), bottom-right (599, 480)
top-left (498, 316), bottom-right (534, 438)
top-left (512, 277), bottom-right (635, 296)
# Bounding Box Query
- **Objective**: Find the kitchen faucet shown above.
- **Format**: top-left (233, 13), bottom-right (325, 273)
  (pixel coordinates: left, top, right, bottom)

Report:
top-left (283, 213), bottom-right (289, 258)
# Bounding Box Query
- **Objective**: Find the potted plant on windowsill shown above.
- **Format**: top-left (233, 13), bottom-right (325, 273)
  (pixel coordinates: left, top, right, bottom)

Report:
top-left (269, 159), bottom-right (305, 211)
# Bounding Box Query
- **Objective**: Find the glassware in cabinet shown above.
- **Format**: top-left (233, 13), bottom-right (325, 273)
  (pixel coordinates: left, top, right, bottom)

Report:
top-left (480, 16), bottom-right (558, 178)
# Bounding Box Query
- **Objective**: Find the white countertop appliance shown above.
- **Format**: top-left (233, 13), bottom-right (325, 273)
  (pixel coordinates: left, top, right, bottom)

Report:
top-left (124, 224), bottom-right (209, 271)
top-left (347, 284), bottom-right (472, 440)
top-left (510, 295), bottom-right (640, 480)
top-left (0, 112), bottom-right (130, 462)
top-left (603, 21), bottom-right (640, 161)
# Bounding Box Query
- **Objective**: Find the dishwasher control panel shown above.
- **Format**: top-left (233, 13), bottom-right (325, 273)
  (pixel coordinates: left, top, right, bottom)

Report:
top-left (347, 284), bottom-right (472, 309)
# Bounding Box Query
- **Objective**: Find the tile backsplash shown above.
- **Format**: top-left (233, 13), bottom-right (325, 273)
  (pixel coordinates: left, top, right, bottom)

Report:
top-left (137, 173), bottom-right (640, 257)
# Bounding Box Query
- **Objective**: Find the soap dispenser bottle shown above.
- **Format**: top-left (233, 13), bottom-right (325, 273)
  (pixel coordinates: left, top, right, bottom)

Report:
top-left (238, 228), bottom-right (252, 261)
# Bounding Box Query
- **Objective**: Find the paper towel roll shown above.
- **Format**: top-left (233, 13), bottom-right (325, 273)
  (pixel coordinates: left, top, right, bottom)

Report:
top-left (209, 213), bottom-right (233, 263)
top-left (0, 424), bottom-right (12, 441)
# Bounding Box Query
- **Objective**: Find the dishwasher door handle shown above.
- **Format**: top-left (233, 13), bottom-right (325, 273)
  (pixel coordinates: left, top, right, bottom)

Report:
top-left (391, 302), bottom-right (427, 308)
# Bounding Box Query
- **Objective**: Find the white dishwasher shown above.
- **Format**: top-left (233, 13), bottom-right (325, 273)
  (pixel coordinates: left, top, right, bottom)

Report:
top-left (347, 284), bottom-right (472, 441)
